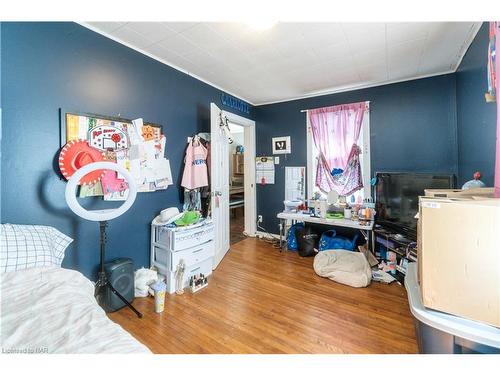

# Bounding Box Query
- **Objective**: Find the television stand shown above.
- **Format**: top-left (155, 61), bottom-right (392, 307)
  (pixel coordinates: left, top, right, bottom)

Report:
top-left (373, 225), bottom-right (417, 282)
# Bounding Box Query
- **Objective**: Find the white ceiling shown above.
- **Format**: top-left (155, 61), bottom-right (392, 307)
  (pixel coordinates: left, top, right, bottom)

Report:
top-left (83, 22), bottom-right (481, 105)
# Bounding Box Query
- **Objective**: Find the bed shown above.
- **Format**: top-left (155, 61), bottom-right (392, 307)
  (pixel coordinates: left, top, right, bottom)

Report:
top-left (0, 224), bottom-right (151, 354)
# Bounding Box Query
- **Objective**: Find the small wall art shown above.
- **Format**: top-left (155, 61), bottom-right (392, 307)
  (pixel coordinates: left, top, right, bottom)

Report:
top-left (272, 136), bottom-right (291, 154)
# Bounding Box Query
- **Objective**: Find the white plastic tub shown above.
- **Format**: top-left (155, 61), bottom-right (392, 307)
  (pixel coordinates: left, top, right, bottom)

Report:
top-left (405, 263), bottom-right (500, 353)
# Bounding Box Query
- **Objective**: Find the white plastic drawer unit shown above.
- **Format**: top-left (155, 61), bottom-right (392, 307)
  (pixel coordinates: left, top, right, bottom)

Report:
top-left (171, 242), bottom-right (214, 270)
top-left (155, 222), bottom-right (215, 251)
top-left (153, 241), bottom-right (214, 272)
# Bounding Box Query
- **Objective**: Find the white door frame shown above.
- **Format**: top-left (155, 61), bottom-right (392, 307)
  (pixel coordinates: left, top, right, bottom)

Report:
top-left (223, 109), bottom-right (257, 237)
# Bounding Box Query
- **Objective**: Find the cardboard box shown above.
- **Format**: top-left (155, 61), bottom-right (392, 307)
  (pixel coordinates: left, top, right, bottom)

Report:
top-left (419, 197), bottom-right (500, 328)
top-left (424, 187), bottom-right (495, 198)
top-left (416, 187), bottom-right (494, 285)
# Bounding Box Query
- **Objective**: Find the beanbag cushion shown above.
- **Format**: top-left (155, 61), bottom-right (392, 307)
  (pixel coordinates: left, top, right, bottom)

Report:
top-left (313, 250), bottom-right (372, 288)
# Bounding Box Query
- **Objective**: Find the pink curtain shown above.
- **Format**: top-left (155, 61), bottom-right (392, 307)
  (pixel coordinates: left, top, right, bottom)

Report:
top-left (309, 102), bottom-right (367, 194)
top-left (494, 22), bottom-right (500, 198)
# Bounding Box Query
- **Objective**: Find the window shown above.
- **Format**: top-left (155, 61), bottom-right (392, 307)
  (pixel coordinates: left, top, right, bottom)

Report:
top-left (306, 105), bottom-right (371, 203)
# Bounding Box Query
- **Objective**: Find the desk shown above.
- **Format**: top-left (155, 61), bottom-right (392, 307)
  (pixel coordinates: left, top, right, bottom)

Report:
top-left (277, 212), bottom-right (374, 251)
top-left (230, 186), bottom-right (245, 216)
top-left (230, 186), bottom-right (244, 195)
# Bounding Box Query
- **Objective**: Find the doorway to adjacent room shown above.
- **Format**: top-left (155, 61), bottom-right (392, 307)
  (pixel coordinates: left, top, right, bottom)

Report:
top-left (228, 123), bottom-right (246, 245)
top-left (210, 103), bottom-right (256, 269)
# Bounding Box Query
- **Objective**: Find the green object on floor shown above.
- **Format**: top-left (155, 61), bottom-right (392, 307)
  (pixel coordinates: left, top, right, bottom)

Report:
top-left (175, 211), bottom-right (201, 226)
top-left (326, 212), bottom-right (344, 219)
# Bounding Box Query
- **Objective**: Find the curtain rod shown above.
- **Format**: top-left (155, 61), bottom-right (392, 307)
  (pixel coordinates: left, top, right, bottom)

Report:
top-left (299, 101), bottom-right (370, 113)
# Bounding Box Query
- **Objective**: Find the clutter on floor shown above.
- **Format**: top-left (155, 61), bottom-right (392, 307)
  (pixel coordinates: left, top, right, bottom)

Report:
top-left (371, 269), bottom-right (397, 284)
top-left (286, 222), bottom-right (361, 256)
top-left (313, 249), bottom-right (372, 288)
top-left (189, 273), bottom-right (209, 293)
top-left (295, 226), bottom-right (319, 257)
top-left (134, 267), bottom-right (158, 297)
top-left (318, 230), bottom-right (358, 251)
top-left (358, 244), bottom-right (379, 267)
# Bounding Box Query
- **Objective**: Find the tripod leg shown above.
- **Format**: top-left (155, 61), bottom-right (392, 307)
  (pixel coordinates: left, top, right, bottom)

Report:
top-left (107, 282), bottom-right (143, 318)
top-left (94, 271), bottom-right (106, 297)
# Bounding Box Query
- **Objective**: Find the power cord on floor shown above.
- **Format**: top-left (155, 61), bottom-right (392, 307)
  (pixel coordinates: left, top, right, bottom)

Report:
top-left (256, 222), bottom-right (282, 249)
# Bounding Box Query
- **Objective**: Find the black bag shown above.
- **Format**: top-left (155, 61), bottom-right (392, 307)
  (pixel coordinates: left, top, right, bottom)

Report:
top-left (296, 226), bottom-right (319, 257)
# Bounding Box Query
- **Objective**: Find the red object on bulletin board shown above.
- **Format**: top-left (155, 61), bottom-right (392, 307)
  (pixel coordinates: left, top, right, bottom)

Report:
top-left (59, 139), bottom-right (106, 185)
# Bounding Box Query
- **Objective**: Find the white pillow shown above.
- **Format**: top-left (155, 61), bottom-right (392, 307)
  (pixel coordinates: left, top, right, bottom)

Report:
top-left (0, 224), bottom-right (73, 274)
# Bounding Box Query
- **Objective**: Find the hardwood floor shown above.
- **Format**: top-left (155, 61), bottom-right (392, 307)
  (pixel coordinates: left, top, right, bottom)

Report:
top-left (230, 208), bottom-right (246, 245)
top-left (109, 238), bottom-right (418, 353)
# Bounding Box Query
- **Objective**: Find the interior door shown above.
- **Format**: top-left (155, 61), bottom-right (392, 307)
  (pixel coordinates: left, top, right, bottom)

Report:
top-left (210, 103), bottom-right (230, 269)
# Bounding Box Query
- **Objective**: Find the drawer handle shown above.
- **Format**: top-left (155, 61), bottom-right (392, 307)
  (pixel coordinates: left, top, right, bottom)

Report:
top-left (192, 249), bottom-right (203, 253)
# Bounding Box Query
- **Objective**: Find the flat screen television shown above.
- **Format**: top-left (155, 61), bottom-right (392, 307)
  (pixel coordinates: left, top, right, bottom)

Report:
top-left (375, 172), bottom-right (454, 239)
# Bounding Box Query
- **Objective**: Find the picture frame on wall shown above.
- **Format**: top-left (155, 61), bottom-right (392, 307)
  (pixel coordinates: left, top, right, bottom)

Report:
top-left (59, 108), bottom-right (163, 148)
top-left (272, 136), bottom-right (291, 154)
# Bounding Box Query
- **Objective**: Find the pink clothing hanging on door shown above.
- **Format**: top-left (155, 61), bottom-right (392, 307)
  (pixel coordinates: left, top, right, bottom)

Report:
top-left (181, 137), bottom-right (209, 190)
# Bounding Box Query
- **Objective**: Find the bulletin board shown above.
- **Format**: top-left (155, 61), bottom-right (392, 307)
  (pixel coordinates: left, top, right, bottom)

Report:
top-left (58, 110), bottom-right (173, 200)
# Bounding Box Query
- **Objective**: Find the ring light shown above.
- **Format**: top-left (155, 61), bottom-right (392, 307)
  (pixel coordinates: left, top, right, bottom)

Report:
top-left (65, 161), bottom-right (137, 222)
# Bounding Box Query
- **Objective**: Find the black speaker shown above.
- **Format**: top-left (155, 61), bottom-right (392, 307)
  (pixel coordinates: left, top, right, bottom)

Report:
top-left (101, 258), bottom-right (134, 312)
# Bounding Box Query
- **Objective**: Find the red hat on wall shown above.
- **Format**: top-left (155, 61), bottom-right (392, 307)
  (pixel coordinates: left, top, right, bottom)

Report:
top-left (58, 140), bottom-right (105, 185)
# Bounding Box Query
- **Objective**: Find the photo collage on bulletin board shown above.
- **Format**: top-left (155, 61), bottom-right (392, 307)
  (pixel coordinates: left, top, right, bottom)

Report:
top-left (60, 112), bottom-right (173, 201)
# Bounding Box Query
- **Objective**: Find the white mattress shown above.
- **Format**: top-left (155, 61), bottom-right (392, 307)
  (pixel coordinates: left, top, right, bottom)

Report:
top-left (1, 267), bottom-right (151, 354)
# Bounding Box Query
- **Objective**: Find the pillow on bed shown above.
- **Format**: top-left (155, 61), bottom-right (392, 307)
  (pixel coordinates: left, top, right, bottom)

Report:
top-left (0, 224), bottom-right (73, 274)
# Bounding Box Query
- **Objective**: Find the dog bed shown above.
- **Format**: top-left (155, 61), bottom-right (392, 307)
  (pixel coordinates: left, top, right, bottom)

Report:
top-left (313, 250), bottom-right (372, 288)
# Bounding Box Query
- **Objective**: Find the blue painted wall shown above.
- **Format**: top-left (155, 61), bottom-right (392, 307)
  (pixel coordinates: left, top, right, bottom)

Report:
top-left (1, 21), bottom-right (496, 271)
top-left (0, 22), bottom-right (3, 221)
top-left (255, 74), bottom-right (458, 233)
top-left (456, 23), bottom-right (497, 186)
top-left (0, 22), bottom-right (253, 279)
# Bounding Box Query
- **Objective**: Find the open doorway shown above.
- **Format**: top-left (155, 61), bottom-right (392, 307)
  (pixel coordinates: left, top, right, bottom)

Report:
top-left (210, 103), bottom-right (256, 269)
top-left (228, 123), bottom-right (246, 244)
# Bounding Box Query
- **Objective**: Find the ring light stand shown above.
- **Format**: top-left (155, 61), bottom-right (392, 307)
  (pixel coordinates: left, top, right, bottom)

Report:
top-left (65, 162), bottom-right (142, 318)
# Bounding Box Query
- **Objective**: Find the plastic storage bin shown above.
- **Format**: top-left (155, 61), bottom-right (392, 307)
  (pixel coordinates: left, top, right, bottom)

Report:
top-left (151, 216), bottom-right (215, 294)
top-left (405, 263), bottom-right (500, 354)
top-left (152, 242), bottom-right (214, 273)
top-left (155, 221), bottom-right (214, 251)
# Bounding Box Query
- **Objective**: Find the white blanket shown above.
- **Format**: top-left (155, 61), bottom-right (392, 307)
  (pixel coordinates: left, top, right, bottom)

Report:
top-left (313, 250), bottom-right (372, 288)
top-left (1, 267), bottom-right (151, 353)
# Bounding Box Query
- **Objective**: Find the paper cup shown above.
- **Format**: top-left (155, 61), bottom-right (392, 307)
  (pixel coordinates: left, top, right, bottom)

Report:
top-left (152, 280), bottom-right (167, 313)
top-left (154, 290), bottom-right (166, 313)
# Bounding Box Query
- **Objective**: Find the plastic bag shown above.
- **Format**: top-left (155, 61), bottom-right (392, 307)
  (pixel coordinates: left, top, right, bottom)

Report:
top-left (296, 226), bottom-right (319, 257)
top-left (318, 230), bottom-right (358, 251)
top-left (286, 222), bottom-right (304, 251)
top-left (134, 268), bottom-right (158, 297)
